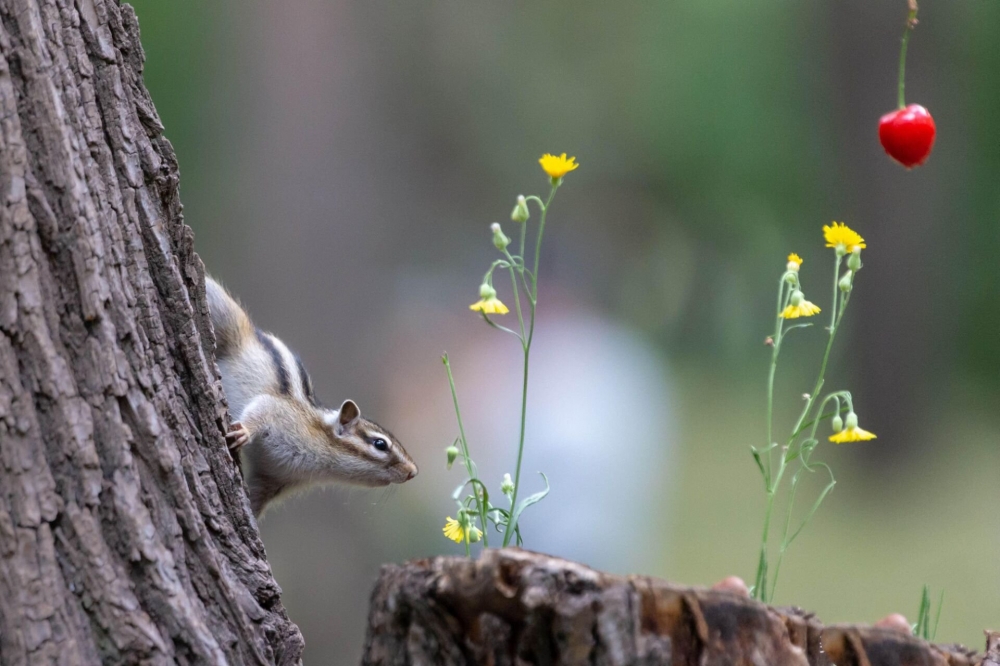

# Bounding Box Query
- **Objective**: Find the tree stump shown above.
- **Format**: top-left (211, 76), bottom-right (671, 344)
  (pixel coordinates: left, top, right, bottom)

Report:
top-left (0, 1), bottom-right (301, 663)
top-left (362, 548), bottom-right (985, 666)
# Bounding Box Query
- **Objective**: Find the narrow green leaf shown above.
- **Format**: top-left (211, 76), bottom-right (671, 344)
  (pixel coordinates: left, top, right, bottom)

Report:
top-left (509, 472), bottom-right (550, 532)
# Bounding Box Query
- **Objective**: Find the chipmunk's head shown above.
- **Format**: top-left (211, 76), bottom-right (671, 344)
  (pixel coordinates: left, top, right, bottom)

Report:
top-left (320, 400), bottom-right (417, 487)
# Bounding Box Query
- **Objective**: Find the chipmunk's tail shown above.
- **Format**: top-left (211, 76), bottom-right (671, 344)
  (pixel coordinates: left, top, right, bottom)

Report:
top-left (205, 276), bottom-right (254, 359)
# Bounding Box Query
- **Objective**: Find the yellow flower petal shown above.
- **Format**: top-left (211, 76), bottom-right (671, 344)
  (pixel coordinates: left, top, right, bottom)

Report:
top-left (469, 296), bottom-right (509, 315)
top-left (787, 253), bottom-right (803, 267)
top-left (443, 517), bottom-right (465, 543)
top-left (539, 153), bottom-right (580, 179)
top-left (823, 222), bottom-right (866, 251)
top-left (829, 427), bottom-right (877, 443)
top-left (781, 300), bottom-right (821, 319)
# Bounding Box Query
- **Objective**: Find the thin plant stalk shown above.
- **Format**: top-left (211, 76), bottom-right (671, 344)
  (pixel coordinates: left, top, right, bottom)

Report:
top-left (443, 354), bottom-right (489, 547)
top-left (756, 275), bottom-right (794, 596)
top-left (754, 252), bottom-right (850, 602)
top-left (502, 182), bottom-right (559, 547)
top-left (897, 0), bottom-right (919, 109)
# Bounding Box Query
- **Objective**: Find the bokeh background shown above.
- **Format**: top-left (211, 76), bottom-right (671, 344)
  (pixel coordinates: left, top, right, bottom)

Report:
top-left (129, 1), bottom-right (999, 662)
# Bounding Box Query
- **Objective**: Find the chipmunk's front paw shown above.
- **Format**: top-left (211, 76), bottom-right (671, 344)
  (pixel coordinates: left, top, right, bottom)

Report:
top-left (226, 421), bottom-right (250, 452)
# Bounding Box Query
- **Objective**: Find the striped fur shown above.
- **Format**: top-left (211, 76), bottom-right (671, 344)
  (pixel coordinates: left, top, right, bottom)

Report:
top-left (205, 276), bottom-right (417, 516)
top-left (255, 329), bottom-right (291, 396)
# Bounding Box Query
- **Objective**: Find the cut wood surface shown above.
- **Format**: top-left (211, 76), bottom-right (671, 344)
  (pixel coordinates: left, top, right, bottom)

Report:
top-left (0, 1), bottom-right (301, 663)
top-left (363, 548), bottom-right (987, 666)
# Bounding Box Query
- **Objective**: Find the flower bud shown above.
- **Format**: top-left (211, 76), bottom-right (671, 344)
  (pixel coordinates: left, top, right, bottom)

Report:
top-left (790, 290), bottom-right (804, 306)
top-left (839, 271), bottom-right (854, 293)
top-left (832, 415), bottom-right (844, 432)
top-left (479, 282), bottom-right (497, 300)
top-left (786, 253), bottom-right (802, 273)
top-left (845, 412), bottom-right (858, 430)
top-left (490, 223), bottom-right (511, 251)
top-left (467, 525), bottom-right (483, 543)
top-left (847, 246), bottom-right (862, 272)
top-left (446, 445), bottom-right (459, 469)
top-left (511, 195), bottom-right (530, 223)
top-left (501, 473), bottom-right (515, 497)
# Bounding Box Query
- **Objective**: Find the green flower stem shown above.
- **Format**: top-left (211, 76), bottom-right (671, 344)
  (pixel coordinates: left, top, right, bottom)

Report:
top-left (807, 399), bottom-right (838, 446)
top-left (529, 186), bottom-right (558, 303)
top-left (502, 248), bottom-right (528, 343)
top-left (897, 1), bottom-right (919, 109)
top-left (483, 259), bottom-right (511, 290)
top-left (766, 275), bottom-right (796, 458)
top-left (518, 215), bottom-right (528, 263)
top-left (805, 393), bottom-right (850, 445)
top-left (502, 182), bottom-right (559, 547)
top-left (771, 468), bottom-right (803, 598)
top-left (507, 265), bottom-right (527, 344)
top-left (770, 461), bottom-right (835, 600)
top-left (755, 254), bottom-right (850, 602)
top-left (790, 254), bottom-right (845, 440)
top-left (766, 279), bottom-right (786, 461)
top-left (755, 276), bottom-right (794, 600)
top-left (480, 315), bottom-right (520, 339)
top-left (443, 354), bottom-right (489, 547)
top-left (789, 406), bottom-right (845, 441)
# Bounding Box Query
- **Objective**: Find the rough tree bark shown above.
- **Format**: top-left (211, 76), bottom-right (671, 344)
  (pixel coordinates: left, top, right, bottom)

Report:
top-left (363, 548), bottom-right (987, 666)
top-left (0, 1), bottom-right (302, 664)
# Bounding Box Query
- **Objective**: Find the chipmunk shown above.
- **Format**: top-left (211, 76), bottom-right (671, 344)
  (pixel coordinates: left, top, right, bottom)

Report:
top-left (205, 276), bottom-right (417, 516)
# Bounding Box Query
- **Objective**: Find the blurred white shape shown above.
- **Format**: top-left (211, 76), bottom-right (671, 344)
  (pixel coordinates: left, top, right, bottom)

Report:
top-left (503, 309), bottom-right (676, 574)
top-left (385, 286), bottom-right (676, 576)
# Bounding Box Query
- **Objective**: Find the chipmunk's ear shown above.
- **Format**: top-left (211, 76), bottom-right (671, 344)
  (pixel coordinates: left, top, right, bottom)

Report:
top-left (336, 399), bottom-right (361, 435)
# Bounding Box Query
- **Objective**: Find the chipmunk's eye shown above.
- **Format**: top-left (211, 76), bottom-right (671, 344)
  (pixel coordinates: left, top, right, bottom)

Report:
top-left (372, 438), bottom-right (388, 452)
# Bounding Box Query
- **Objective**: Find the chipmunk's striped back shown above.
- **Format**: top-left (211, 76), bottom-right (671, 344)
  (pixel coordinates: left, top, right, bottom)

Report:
top-left (205, 276), bottom-right (317, 414)
top-left (204, 275), bottom-right (417, 516)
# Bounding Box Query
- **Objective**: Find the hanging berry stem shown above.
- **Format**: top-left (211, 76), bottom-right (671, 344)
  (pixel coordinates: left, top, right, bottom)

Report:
top-left (897, 0), bottom-right (919, 109)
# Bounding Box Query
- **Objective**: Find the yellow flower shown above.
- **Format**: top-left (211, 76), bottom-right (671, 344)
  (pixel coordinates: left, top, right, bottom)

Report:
top-left (781, 290), bottom-right (820, 319)
top-left (443, 516), bottom-right (482, 543)
top-left (469, 296), bottom-right (509, 315)
top-left (781, 301), bottom-right (821, 319)
top-left (470, 283), bottom-right (509, 315)
top-left (443, 517), bottom-right (465, 543)
top-left (787, 253), bottom-right (803, 267)
top-left (829, 411), bottom-right (876, 443)
top-left (539, 153), bottom-right (580, 179)
top-left (829, 426), bottom-right (877, 443)
top-left (823, 222), bottom-right (866, 252)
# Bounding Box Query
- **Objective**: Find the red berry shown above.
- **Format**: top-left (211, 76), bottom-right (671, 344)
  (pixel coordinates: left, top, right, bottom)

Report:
top-left (878, 104), bottom-right (936, 168)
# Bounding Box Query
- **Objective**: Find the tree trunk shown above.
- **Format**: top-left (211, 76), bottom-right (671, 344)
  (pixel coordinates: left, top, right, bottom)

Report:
top-left (0, 1), bottom-right (302, 664)
top-left (362, 548), bottom-right (984, 666)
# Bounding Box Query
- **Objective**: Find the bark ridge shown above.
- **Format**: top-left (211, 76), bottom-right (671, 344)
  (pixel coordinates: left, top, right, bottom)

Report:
top-left (0, 0), bottom-right (302, 663)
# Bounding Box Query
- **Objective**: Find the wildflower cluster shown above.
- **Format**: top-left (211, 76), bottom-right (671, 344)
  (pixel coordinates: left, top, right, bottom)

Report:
top-left (441, 154), bottom-right (578, 552)
top-left (751, 222), bottom-right (876, 602)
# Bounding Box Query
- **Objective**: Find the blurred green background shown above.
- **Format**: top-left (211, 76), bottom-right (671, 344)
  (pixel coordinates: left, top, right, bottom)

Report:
top-left (129, 1), bottom-right (999, 662)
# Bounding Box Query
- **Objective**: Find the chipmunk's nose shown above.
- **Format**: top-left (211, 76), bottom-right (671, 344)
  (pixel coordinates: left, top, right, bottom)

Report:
top-left (406, 466), bottom-right (418, 481)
